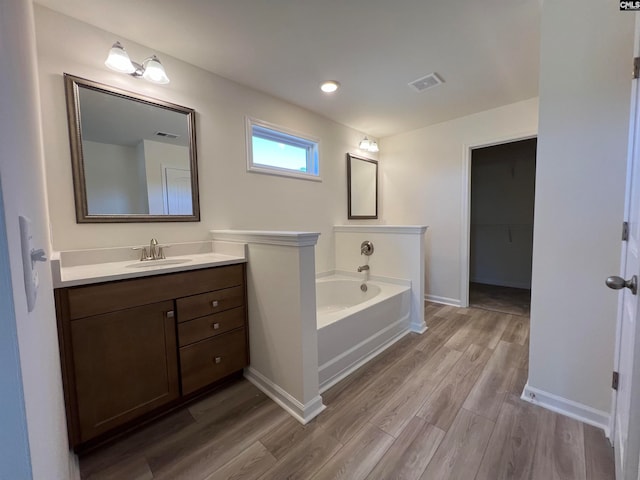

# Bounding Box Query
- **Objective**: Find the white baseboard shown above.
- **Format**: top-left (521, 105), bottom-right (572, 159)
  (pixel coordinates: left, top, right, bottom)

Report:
top-left (521, 383), bottom-right (610, 438)
top-left (319, 326), bottom-right (411, 394)
top-left (244, 367), bottom-right (326, 425)
top-left (411, 321), bottom-right (428, 334)
top-left (425, 294), bottom-right (461, 307)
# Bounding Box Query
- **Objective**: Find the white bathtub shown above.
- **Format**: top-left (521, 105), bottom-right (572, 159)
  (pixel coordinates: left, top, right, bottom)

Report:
top-left (316, 275), bottom-right (411, 392)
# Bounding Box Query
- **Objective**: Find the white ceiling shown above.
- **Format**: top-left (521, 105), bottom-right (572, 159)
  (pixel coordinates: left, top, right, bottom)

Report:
top-left (35, 0), bottom-right (541, 138)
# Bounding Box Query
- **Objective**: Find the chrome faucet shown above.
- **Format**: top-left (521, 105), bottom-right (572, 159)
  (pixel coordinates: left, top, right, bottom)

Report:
top-left (357, 265), bottom-right (370, 272)
top-left (132, 238), bottom-right (168, 261)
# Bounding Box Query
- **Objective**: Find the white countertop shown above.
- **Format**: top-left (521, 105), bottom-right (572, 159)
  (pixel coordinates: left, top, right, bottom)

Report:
top-left (51, 242), bottom-right (247, 288)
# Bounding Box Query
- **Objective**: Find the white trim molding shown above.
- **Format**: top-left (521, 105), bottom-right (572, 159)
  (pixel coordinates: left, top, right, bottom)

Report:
top-left (425, 294), bottom-right (462, 307)
top-left (211, 230), bottom-right (320, 247)
top-left (244, 367), bottom-right (326, 425)
top-left (334, 225), bottom-right (428, 235)
top-left (521, 383), bottom-right (610, 437)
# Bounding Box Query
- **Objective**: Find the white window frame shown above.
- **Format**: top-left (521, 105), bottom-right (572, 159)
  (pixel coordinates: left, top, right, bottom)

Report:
top-left (246, 117), bottom-right (321, 181)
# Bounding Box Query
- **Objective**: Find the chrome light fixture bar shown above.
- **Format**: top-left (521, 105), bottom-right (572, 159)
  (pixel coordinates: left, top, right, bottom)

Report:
top-left (359, 136), bottom-right (379, 153)
top-left (105, 41), bottom-right (170, 85)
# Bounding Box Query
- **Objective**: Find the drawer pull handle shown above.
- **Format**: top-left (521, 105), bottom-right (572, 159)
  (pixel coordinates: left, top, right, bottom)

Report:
top-left (214, 356), bottom-right (222, 364)
top-left (212, 322), bottom-right (220, 330)
top-left (166, 310), bottom-right (174, 318)
top-left (211, 300), bottom-right (219, 308)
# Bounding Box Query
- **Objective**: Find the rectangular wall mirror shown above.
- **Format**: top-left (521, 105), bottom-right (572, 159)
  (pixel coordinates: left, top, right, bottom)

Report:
top-left (64, 74), bottom-right (200, 223)
top-left (347, 153), bottom-right (378, 219)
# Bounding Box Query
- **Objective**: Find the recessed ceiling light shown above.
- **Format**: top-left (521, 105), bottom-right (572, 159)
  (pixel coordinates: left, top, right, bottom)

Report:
top-left (320, 80), bottom-right (340, 93)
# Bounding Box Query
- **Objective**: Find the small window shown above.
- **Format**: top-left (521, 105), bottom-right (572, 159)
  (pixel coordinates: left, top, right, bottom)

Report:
top-left (246, 117), bottom-right (320, 181)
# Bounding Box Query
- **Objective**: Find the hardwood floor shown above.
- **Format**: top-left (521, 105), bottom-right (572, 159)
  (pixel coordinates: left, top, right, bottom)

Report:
top-left (79, 303), bottom-right (614, 480)
top-left (469, 282), bottom-right (531, 316)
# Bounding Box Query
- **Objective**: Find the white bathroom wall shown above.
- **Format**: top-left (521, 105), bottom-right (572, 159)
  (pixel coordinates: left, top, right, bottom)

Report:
top-left (0, 0), bottom-right (76, 478)
top-left (34, 6), bottom-right (377, 274)
top-left (381, 98), bottom-right (539, 305)
top-left (526, 0), bottom-right (634, 419)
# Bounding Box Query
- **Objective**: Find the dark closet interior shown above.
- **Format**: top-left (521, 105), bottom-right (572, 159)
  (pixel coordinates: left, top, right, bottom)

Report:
top-left (469, 138), bottom-right (537, 315)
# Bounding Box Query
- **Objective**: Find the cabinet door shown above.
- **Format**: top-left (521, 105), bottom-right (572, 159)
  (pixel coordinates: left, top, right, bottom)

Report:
top-left (70, 301), bottom-right (178, 443)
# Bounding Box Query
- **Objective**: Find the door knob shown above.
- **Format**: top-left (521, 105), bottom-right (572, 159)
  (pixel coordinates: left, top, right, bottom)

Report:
top-left (606, 275), bottom-right (638, 295)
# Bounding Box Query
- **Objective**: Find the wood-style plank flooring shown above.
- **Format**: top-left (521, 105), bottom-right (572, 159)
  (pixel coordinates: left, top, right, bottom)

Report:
top-left (469, 282), bottom-right (531, 316)
top-left (79, 303), bottom-right (614, 480)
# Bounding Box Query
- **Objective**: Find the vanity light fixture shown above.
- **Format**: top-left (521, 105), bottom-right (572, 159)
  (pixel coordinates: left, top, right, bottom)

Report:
top-left (359, 136), bottom-right (379, 153)
top-left (320, 80), bottom-right (340, 93)
top-left (105, 41), bottom-right (170, 84)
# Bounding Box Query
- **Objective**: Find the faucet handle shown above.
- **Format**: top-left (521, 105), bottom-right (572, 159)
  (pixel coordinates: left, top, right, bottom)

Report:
top-left (156, 245), bottom-right (171, 259)
top-left (132, 246), bottom-right (149, 261)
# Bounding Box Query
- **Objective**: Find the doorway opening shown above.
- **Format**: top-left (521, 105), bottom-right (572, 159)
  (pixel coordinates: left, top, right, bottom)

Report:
top-left (468, 138), bottom-right (537, 316)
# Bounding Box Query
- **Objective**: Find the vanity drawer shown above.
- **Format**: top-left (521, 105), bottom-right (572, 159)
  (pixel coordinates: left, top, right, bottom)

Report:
top-left (180, 328), bottom-right (247, 395)
top-left (176, 286), bottom-right (244, 323)
top-left (178, 307), bottom-right (245, 347)
top-left (67, 264), bottom-right (244, 320)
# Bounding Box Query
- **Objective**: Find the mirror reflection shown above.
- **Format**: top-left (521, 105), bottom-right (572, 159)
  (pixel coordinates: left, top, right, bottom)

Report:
top-left (347, 153), bottom-right (378, 219)
top-left (64, 74), bottom-right (199, 222)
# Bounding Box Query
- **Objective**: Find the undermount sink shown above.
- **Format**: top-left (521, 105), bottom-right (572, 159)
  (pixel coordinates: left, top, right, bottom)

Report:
top-left (126, 258), bottom-right (192, 269)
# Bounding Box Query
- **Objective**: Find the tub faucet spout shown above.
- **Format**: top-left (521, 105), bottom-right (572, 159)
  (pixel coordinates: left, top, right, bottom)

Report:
top-left (357, 265), bottom-right (370, 272)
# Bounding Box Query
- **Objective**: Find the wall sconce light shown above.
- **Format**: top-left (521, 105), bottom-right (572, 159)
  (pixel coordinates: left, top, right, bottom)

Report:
top-left (359, 136), bottom-right (379, 153)
top-left (104, 41), bottom-right (170, 85)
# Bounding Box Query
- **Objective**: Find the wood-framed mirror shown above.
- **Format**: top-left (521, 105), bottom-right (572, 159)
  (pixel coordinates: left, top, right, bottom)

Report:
top-left (64, 74), bottom-right (200, 223)
top-left (347, 153), bottom-right (378, 219)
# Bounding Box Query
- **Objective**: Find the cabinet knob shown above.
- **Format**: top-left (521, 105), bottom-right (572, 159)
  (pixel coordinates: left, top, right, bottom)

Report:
top-left (166, 310), bottom-right (174, 318)
top-left (211, 300), bottom-right (219, 308)
top-left (214, 356), bottom-right (222, 364)
top-left (212, 322), bottom-right (220, 330)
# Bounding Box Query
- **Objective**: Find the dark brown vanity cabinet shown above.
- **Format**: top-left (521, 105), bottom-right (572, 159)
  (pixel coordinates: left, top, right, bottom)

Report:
top-left (55, 263), bottom-right (248, 450)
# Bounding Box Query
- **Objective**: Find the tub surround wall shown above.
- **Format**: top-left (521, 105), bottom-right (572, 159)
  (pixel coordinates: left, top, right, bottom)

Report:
top-left (333, 225), bottom-right (428, 332)
top-left (210, 230), bottom-right (324, 424)
top-left (34, 6), bottom-right (377, 275)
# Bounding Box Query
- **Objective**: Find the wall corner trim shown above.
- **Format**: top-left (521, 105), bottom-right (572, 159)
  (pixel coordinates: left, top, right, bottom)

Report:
top-left (243, 367), bottom-right (326, 425)
top-left (211, 230), bottom-right (320, 247)
top-left (521, 383), bottom-right (610, 438)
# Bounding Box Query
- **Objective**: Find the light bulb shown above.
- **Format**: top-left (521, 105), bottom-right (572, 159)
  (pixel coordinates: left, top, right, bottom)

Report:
top-left (359, 137), bottom-right (371, 150)
top-left (142, 55), bottom-right (170, 84)
top-left (320, 81), bottom-right (340, 93)
top-left (104, 41), bottom-right (135, 74)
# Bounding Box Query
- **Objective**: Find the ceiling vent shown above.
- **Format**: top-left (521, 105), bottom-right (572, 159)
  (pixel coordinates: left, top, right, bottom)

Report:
top-left (408, 73), bottom-right (444, 93)
top-left (155, 131), bottom-right (179, 139)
